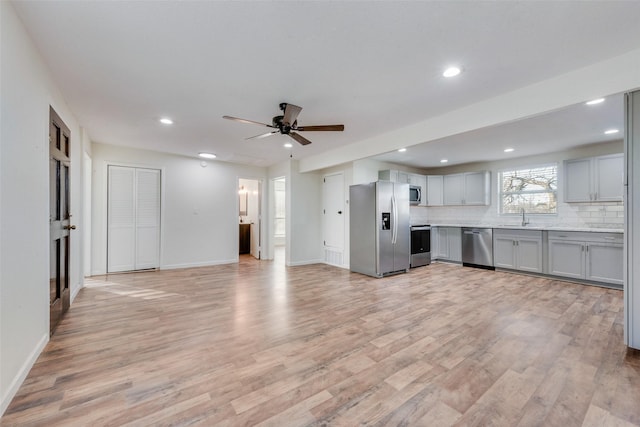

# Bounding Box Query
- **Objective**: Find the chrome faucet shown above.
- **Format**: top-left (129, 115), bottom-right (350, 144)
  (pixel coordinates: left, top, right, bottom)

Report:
top-left (521, 208), bottom-right (529, 227)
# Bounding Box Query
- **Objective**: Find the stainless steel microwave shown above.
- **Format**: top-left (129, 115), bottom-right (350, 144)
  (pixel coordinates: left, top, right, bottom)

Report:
top-left (409, 185), bottom-right (421, 205)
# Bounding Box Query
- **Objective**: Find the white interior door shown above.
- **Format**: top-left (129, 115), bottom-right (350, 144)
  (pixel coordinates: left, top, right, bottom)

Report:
top-left (323, 172), bottom-right (345, 266)
top-left (108, 166), bottom-right (160, 273)
top-left (135, 169), bottom-right (161, 269)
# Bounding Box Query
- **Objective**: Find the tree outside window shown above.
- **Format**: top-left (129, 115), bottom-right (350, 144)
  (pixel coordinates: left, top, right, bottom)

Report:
top-left (500, 164), bottom-right (558, 214)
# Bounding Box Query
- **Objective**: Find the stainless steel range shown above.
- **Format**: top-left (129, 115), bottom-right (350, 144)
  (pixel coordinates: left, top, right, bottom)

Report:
top-left (410, 225), bottom-right (431, 268)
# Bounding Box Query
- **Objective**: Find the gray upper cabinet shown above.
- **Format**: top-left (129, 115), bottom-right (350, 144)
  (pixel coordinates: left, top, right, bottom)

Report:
top-left (443, 174), bottom-right (465, 205)
top-left (564, 153), bottom-right (623, 202)
top-left (426, 175), bottom-right (444, 206)
top-left (443, 171), bottom-right (490, 206)
top-left (379, 169), bottom-right (410, 183)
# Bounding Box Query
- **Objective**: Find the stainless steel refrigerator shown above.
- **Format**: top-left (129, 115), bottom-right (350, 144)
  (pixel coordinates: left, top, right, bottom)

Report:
top-left (349, 181), bottom-right (410, 278)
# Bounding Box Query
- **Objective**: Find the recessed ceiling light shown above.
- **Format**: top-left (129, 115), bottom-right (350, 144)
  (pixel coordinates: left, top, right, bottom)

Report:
top-left (604, 129), bottom-right (619, 135)
top-left (198, 152), bottom-right (216, 159)
top-left (283, 143), bottom-right (293, 148)
top-left (159, 117), bottom-right (173, 125)
top-left (398, 148), bottom-right (407, 152)
top-left (443, 67), bottom-right (461, 78)
top-left (586, 98), bottom-right (605, 105)
top-left (504, 148), bottom-right (515, 153)
top-left (440, 159), bottom-right (449, 163)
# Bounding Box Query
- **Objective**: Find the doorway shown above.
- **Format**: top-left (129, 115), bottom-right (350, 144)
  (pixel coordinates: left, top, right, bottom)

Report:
top-left (238, 178), bottom-right (262, 260)
top-left (273, 177), bottom-right (286, 263)
top-left (49, 107), bottom-right (72, 335)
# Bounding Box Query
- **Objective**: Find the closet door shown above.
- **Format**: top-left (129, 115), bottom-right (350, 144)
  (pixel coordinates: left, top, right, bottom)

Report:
top-left (108, 166), bottom-right (135, 272)
top-left (135, 169), bottom-right (161, 269)
top-left (107, 166), bottom-right (160, 273)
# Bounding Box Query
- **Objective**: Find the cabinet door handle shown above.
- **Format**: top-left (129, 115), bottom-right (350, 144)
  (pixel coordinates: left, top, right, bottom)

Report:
top-left (594, 192), bottom-right (598, 200)
top-left (586, 244), bottom-right (589, 252)
top-left (581, 245), bottom-right (584, 252)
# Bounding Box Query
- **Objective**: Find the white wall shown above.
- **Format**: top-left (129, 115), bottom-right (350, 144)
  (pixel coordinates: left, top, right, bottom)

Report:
top-left (422, 141), bottom-right (624, 229)
top-left (289, 160), bottom-right (323, 266)
top-left (0, 1), bottom-right (87, 414)
top-left (91, 143), bottom-right (267, 274)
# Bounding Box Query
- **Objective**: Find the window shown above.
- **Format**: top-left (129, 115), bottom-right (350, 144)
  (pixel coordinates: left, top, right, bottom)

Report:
top-left (499, 164), bottom-right (557, 214)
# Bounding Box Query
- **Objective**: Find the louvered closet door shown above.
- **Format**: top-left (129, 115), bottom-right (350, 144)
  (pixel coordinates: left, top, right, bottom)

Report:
top-left (108, 166), bottom-right (160, 273)
top-left (135, 169), bottom-right (160, 269)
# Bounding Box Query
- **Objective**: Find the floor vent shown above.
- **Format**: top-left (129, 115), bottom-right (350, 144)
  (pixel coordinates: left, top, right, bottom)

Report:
top-left (324, 248), bottom-right (343, 267)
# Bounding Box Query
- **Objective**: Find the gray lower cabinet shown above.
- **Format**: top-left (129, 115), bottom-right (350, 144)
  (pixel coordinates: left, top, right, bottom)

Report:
top-left (493, 229), bottom-right (542, 273)
top-left (547, 231), bottom-right (623, 286)
top-left (431, 227), bottom-right (462, 262)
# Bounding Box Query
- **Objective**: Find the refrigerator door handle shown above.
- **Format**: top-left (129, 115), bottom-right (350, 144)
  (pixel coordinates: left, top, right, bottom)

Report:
top-left (391, 195), bottom-right (398, 244)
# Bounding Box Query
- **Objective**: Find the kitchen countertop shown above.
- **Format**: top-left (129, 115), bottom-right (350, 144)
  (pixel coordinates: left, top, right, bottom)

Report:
top-left (427, 223), bottom-right (624, 233)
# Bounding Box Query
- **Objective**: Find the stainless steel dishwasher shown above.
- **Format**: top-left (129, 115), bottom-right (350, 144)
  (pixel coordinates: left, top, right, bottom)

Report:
top-left (462, 227), bottom-right (494, 269)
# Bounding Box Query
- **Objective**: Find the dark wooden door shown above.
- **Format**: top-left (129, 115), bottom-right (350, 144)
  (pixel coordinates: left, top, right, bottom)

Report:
top-left (49, 107), bottom-right (73, 335)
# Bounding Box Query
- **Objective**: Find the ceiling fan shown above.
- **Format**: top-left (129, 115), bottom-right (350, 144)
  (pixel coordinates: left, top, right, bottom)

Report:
top-left (223, 103), bottom-right (344, 146)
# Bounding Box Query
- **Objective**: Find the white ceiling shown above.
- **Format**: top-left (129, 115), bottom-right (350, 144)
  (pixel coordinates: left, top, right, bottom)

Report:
top-left (12, 1), bottom-right (640, 168)
top-left (373, 93), bottom-right (625, 169)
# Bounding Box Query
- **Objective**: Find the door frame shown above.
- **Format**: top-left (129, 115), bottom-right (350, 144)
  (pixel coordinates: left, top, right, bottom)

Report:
top-left (237, 177), bottom-right (264, 260)
top-left (269, 176), bottom-right (287, 263)
top-left (49, 106), bottom-right (72, 335)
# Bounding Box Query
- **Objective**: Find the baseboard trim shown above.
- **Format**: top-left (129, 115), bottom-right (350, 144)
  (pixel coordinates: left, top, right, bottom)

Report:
top-left (71, 282), bottom-right (83, 303)
top-left (288, 258), bottom-right (323, 266)
top-left (325, 262), bottom-right (350, 270)
top-left (1, 332), bottom-right (49, 416)
top-left (161, 259), bottom-right (238, 270)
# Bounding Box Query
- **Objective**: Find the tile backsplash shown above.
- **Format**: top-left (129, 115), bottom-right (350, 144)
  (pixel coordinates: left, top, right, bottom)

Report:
top-left (412, 201), bottom-right (624, 229)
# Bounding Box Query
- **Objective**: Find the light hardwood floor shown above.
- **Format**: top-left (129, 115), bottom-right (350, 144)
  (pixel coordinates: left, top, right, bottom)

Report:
top-left (2, 258), bottom-right (640, 426)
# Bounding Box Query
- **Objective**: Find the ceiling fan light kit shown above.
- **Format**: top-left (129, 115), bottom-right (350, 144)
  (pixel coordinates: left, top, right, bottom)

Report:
top-left (223, 103), bottom-right (344, 146)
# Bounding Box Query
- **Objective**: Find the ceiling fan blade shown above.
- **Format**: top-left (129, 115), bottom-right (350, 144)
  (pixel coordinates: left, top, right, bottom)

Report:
top-left (282, 104), bottom-right (302, 126)
top-left (289, 132), bottom-right (312, 146)
top-left (246, 131), bottom-right (279, 140)
top-left (296, 124), bottom-right (344, 132)
top-left (223, 115), bottom-right (274, 128)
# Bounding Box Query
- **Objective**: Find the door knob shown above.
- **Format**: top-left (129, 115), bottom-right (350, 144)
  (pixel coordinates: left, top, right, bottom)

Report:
top-left (338, 211), bottom-right (342, 214)
top-left (64, 225), bottom-right (77, 230)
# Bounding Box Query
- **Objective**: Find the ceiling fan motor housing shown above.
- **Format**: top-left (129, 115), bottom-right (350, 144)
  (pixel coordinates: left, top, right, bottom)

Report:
top-left (272, 115), bottom-right (295, 134)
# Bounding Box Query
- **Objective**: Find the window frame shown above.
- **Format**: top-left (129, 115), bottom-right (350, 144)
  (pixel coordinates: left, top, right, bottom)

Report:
top-left (498, 162), bottom-right (559, 216)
